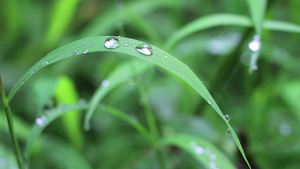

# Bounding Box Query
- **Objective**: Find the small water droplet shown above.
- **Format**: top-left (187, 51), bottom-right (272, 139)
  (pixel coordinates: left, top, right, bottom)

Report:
top-left (101, 80), bottom-right (110, 87)
top-left (83, 40), bottom-right (87, 45)
top-left (252, 65), bottom-right (258, 70)
top-left (209, 161), bottom-right (216, 168)
top-left (84, 121), bottom-right (91, 131)
top-left (248, 35), bottom-right (261, 52)
top-left (78, 99), bottom-right (86, 105)
top-left (45, 61), bottom-right (49, 65)
top-left (65, 55), bottom-right (68, 58)
top-left (164, 56), bottom-right (168, 59)
top-left (117, 36), bottom-right (122, 40)
top-left (185, 64), bottom-right (189, 68)
top-left (279, 123), bottom-right (291, 136)
top-left (226, 128), bottom-right (232, 136)
top-left (132, 43), bottom-right (136, 47)
top-left (201, 81), bottom-right (204, 84)
top-left (32, 71), bottom-right (35, 74)
top-left (189, 141), bottom-right (197, 148)
top-left (136, 43), bottom-right (153, 56)
top-left (176, 70), bottom-right (180, 74)
top-left (36, 115), bottom-right (47, 127)
top-left (208, 100), bottom-right (211, 104)
top-left (74, 50), bottom-right (79, 55)
top-left (104, 37), bottom-right (120, 49)
top-left (83, 49), bottom-right (88, 54)
top-left (224, 114), bottom-right (231, 122)
top-left (21, 82), bottom-right (24, 84)
top-left (204, 149), bottom-right (211, 155)
top-left (124, 41), bottom-right (129, 46)
top-left (57, 58), bottom-right (61, 61)
top-left (209, 154), bottom-right (217, 160)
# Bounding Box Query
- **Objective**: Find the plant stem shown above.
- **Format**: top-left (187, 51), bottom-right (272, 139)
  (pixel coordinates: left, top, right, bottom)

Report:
top-left (0, 75), bottom-right (25, 169)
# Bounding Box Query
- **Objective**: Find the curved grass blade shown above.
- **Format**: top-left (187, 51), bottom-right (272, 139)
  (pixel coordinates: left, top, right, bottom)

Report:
top-left (25, 103), bottom-right (151, 163)
top-left (165, 13), bottom-right (300, 50)
top-left (84, 60), bottom-right (153, 130)
top-left (160, 134), bottom-right (236, 169)
top-left (246, 0), bottom-right (267, 35)
top-left (8, 36), bottom-right (251, 168)
top-left (79, 0), bottom-right (183, 38)
top-left (164, 14), bottom-right (252, 50)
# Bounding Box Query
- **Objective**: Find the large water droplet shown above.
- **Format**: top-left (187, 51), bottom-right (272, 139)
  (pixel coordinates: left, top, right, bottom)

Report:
top-left (136, 43), bottom-right (153, 56)
top-left (248, 35), bottom-right (261, 52)
top-left (224, 114), bottom-right (231, 122)
top-left (226, 128), bottom-right (232, 136)
top-left (195, 146), bottom-right (205, 155)
top-left (104, 37), bottom-right (120, 49)
top-left (36, 115), bottom-right (47, 127)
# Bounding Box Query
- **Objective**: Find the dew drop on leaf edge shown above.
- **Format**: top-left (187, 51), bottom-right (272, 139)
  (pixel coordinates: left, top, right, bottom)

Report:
top-left (224, 114), bottom-right (231, 122)
top-left (104, 37), bottom-right (120, 49)
top-left (226, 128), bottom-right (232, 136)
top-left (135, 43), bottom-right (153, 56)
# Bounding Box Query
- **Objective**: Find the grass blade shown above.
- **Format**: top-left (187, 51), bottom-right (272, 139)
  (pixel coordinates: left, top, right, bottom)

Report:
top-left (264, 20), bottom-right (300, 33)
top-left (8, 36), bottom-right (251, 168)
top-left (84, 60), bottom-right (153, 131)
top-left (160, 134), bottom-right (236, 169)
top-left (25, 103), bottom-right (151, 162)
top-left (246, 0), bottom-right (267, 35)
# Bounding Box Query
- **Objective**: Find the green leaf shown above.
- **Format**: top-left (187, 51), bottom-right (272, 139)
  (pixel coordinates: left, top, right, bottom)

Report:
top-left (84, 60), bottom-right (153, 130)
top-left (160, 134), bottom-right (236, 169)
top-left (44, 0), bottom-right (81, 48)
top-left (54, 76), bottom-right (83, 150)
top-left (246, 0), bottom-right (267, 35)
top-left (8, 36), bottom-right (251, 168)
top-left (264, 20), bottom-right (300, 33)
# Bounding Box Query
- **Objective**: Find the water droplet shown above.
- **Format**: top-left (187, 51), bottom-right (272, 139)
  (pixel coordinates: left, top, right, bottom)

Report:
top-left (117, 36), bottom-right (122, 40)
top-left (132, 43), bottom-right (136, 47)
top-left (252, 65), bottom-right (258, 70)
top-left (226, 128), bottom-right (232, 136)
top-left (74, 50), bottom-right (79, 55)
top-left (104, 37), bottom-right (120, 49)
top-left (185, 64), bottom-right (189, 68)
top-left (136, 43), bottom-right (153, 56)
top-left (65, 55), bottom-right (68, 58)
top-left (21, 82), bottom-right (24, 84)
top-left (57, 58), bottom-right (61, 61)
top-left (189, 141), bottom-right (197, 148)
top-left (209, 154), bottom-right (217, 160)
top-left (83, 49), bottom-right (88, 54)
top-left (201, 81), bottom-right (204, 84)
top-left (204, 149), bottom-right (211, 155)
top-left (101, 80), bottom-right (110, 87)
top-left (36, 115), bottom-right (47, 127)
top-left (164, 56), bottom-right (168, 59)
top-left (224, 114), bottom-right (231, 122)
top-left (279, 123), bottom-right (291, 136)
top-left (32, 71), bottom-right (35, 74)
top-left (176, 70), bottom-right (180, 74)
top-left (209, 161), bottom-right (216, 168)
top-left (248, 35), bottom-right (261, 52)
top-left (78, 99), bottom-right (86, 105)
top-left (45, 61), bottom-right (49, 65)
top-left (208, 100), bottom-right (211, 104)
top-left (84, 121), bottom-right (91, 131)
top-left (83, 40), bottom-right (87, 45)
top-left (195, 146), bottom-right (205, 155)
top-left (124, 41), bottom-right (129, 46)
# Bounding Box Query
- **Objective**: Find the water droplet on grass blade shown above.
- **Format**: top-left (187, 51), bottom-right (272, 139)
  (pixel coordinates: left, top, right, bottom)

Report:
top-left (226, 128), bottom-right (232, 136)
top-left (101, 80), bottom-right (110, 87)
top-left (136, 43), bottom-right (153, 56)
top-left (224, 114), bottom-right (231, 122)
top-left (83, 40), bottom-right (87, 45)
top-left (209, 154), bottom-right (217, 160)
top-left (74, 50), bottom-right (79, 55)
top-left (104, 37), bottom-right (120, 49)
top-left (93, 42), bottom-right (97, 46)
top-left (36, 115), bottom-right (47, 127)
top-left (84, 121), bottom-right (91, 131)
top-left (252, 65), bottom-right (258, 70)
top-left (208, 100), bottom-right (211, 104)
top-left (83, 49), bottom-right (88, 54)
top-left (248, 35), bottom-right (261, 52)
top-left (164, 56), bottom-right (168, 59)
top-left (124, 41), bottom-right (129, 46)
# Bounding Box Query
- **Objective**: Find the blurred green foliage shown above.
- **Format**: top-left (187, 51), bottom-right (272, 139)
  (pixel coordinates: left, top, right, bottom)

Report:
top-left (1, 0), bottom-right (300, 169)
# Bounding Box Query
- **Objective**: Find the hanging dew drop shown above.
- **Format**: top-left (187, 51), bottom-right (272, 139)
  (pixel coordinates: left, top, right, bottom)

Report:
top-left (224, 114), bottom-right (231, 122)
top-left (104, 37), bottom-right (120, 49)
top-left (84, 121), bottom-right (91, 131)
top-left (136, 43), bottom-right (153, 56)
top-left (226, 128), bottom-right (232, 136)
top-left (83, 49), bottom-right (88, 54)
